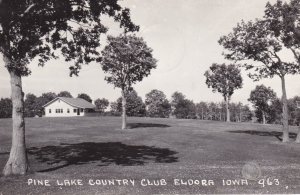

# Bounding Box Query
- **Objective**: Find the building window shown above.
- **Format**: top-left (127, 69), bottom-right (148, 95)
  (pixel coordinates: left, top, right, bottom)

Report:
top-left (81, 108), bottom-right (84, 112)
top-left (55, 109), bottom-right (63, 113)
top-left (74, 109), bottom-right (77, 113)
top-left (67, 109), bottom-right (70, 113)
top-left (49, 109), bottom-right (51, 113)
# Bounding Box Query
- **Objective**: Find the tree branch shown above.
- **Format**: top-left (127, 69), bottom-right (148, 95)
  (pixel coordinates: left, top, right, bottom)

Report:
top-left (290, 47), bottom-right (300, 64)
top-left (69, 20), bottom-right (93, 29)
top-left (20, 3), bottom-right (36, 17)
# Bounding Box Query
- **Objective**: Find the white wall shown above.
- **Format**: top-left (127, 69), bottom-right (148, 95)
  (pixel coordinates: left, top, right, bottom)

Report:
top-left (44, 99), bottom-right (85, 117)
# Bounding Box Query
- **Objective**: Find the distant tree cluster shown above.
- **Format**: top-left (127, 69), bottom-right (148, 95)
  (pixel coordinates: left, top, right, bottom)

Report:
top-left (170, 92), bottom-right (196, 119)
top-left (248, 85), bottom-right (277, 124)
top-left (2, 86), bottom-right (298, 126)
top-left (145, 89), bottom-right (171, 118)
top-left (0, 98), bottom-right (12, 118)
top-left (0, 91), bottom-right (95, 118)
top-left (247, 85), bottom-right (300, 126)
top-left (110, 90), bottom-right (146, 117)
top-left (196, 101), bottom-right (252, 122)
top-left (94, 98), bottom-right (109, 113)
top-left (257, 96), bottom-right (300, 126)
top-left (106, 89), bottom-right (253, 123)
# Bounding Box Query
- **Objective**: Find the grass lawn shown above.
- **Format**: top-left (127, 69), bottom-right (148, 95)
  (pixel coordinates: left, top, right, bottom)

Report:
top-left (0, 116), bottom-right (300, 194)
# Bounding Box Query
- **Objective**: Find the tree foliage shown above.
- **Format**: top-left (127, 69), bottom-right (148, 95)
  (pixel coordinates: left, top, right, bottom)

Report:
top-left (109, 101), bottom-right (119, 116)
top-left (36, 92), bottom-right (57, 116)
top-left (0, 0), bottom-right (139, 76)
top-left (265, 96), bottom-right (300, 125)
top-left (196, 101), bottom-right (252, 122)
top-left (171, 92), bottom-right (196, 119)
top-left (101, 34), bottom-right (157, 129)
top-left (0, 0), bottom-right (139, 175)
top-left (248, 85), bottom-right (277, 124)
top-left (230, 102), bottom-right (252, 122)
top-left (101, 34), bottom-right (157, 91)
top-left (288, 96), bottom-right (300, 126)
top-left (112, 90), bottom-right (146, 117)
top-left (77, 93), bottom-right (92, 103)
top-left (204, 63), bottom-right (243, 101)
top-left (145, 89), bottom-right (171, 118)
top-left (57, 91), bottom-right (73, 98)
top-left (218, 0), bottom-right (300, 141)
top-left (24, 93), bottom-right (37, 117)
top-left (0, 98), bottom-right (12, 118)
top-left (204, 63), bottom-right (243, 122)
top-left (94, 98), bottom-right (109, 113)
top-left (196, 101), bottom-right (209, 120)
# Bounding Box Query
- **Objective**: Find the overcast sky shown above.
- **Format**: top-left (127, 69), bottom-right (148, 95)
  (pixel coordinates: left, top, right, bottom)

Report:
top-left (0, 0), bottom-right (299, 105)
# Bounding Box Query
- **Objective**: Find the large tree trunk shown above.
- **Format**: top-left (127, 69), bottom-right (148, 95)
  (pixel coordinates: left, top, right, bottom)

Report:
top-left (262, 111), bottom-right (266, 125)
top-left (280, 76), bottom-right (289, 142)
top-left (3, 70), bottom-right (29, 176)
top-left (121, 89), bottom-right (127, 130)
top-left (226, 97), bottom-right (230, 122)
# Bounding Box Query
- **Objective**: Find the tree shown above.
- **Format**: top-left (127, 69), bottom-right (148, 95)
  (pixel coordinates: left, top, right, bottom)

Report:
top-left (207, 102), bottom-right (219, 121)
top-left (239, 104), bottom-right (253, 122)
top-left (219, 0), bottom-right (300, 142)
top-left (0, 0), bottom-right (138, 175)
top-left (204, 64), bottom-right (243, 122)
top-left (115, 90), bottom-right (146, 117)
top-left (268, 98), bottom-right (283, 124)
top-left (268, 96), bottom-right (300, 126)
top-left (24, 93), bottom-right (37, 117)
top-left (77, 93), bottom-right (92, 103)
top-left (101, 35), bottom-right (157, 129)
top-left (230, 102), bottom-right (247, 122)
top-left (196, 102), bottom-right (209, 120)
top-left (110, 101), bottom-right (120, 116)
top-left (34, 92), bottom-right (57, 117)
top-left (145, 89), bottom-right (171, 118)
top-left (171, 92), bottom-right (196, 119)
top-left (288, 96), bottom-right (300, 126)
top-left (57, 91), bottom-right (73, 98)
top-left (248, 85), bottom-right (277, 124)
top-left (94, 98), bottom-right (109, 113)
top-left (170, 91), bottom-right (185, 118)
top-left (293, 97), bottom-right (300, 143)
top-left (0, 98), bottom-right (12, 118)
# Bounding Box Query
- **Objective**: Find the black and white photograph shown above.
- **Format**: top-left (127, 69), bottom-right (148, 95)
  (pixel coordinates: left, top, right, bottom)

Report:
top-left (0, 0), bottom-right (300, 194)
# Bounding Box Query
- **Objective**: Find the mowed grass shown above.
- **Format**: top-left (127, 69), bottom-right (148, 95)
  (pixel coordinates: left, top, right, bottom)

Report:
top-left (0, 116), bottom-right (300, 194)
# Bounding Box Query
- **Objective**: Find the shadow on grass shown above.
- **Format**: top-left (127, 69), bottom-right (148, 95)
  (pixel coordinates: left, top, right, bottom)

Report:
top-left (127, 123), bottom-right (170, 129)
top-left (28, 142), bottom-right (178, 172)
top-left (228, 130), bottom-right (297, 141)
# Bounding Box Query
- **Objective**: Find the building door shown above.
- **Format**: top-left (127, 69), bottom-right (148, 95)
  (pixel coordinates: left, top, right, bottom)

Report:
top-left (77, 109), bottom-right (80, 116)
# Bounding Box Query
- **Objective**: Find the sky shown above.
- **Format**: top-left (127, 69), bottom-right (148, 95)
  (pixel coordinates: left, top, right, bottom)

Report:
top-left (0, 0), bottom-right (299, 105)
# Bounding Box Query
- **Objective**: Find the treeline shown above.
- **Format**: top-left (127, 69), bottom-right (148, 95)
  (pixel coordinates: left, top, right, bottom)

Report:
top-left (0, 91), bottom-right (98, 118)
top-left (248, 85), bottom-right (300, 126)
top-left (108, 89), bottom-right (253, 122)
top-left (1, 88), bottom-right (299, 126)
top-left (0, 89), bottom-right (251, 122)
top-left (255, 96), bottom-right (300, 126)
